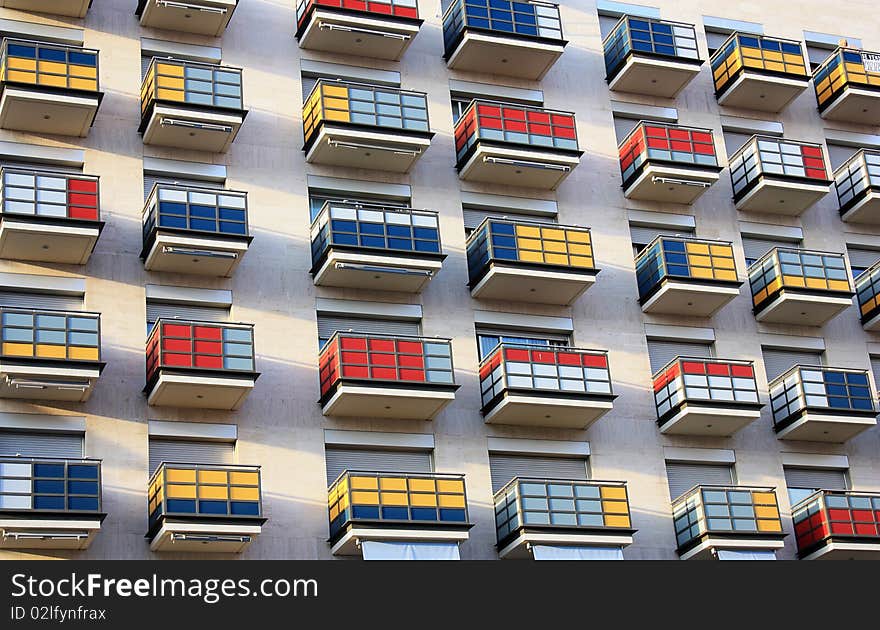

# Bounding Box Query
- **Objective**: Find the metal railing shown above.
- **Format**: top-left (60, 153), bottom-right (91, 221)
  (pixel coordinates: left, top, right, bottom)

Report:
top-left (709, 32), bottom-right (808, 96)
top-left (328, 470), bottom-right (468, 540)
top-left (618, 121), bottom-right (719, 188)
top-left (0, 166), bottom-right (100, 222)
top-left (140, 56), bottom-right (244, 120)
top-left (747, 247), bottom-right (851, 312)
top-left (792, 489), bottom-right (880, 555)
top-left (814, 47), bottom-right (880, 112)
top-left (635, 236), bottom-right (738, 303)
top-left (0, 456), bottom-right (101, 513)
top-left (0, 307), bottom-right (101, 363)
top-left (142, 182), bottom-right (249, 246)
top-left (603, 15), bottom-right (700, 80)
top-left (835, 149), bottom-right (880, 215)
top-left (652, 357), bottom-right (760, 423)
top-left (0, 37), bottom-right (100, 94)
top-left (318, 331), bottom-right (455, 401)
top-left (494, 477), bottom-right (632, 545)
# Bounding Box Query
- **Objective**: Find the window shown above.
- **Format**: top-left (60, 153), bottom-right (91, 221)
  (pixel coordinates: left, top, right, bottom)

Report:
top-left (805, 45), bottom-right (836, 72)
top-left (316, 314), bottom-right (421, 348)
top-left (761, 347), bottom-right (823, 381)
top-left (143, 173), bottom-right (222, 201)
top-left (722, 130), bottom-right (755, 157)
top-left (145, 301), bottom-right (229, 335)
top-left (148, 438), bottom-right (234, 475)
top-left (784, 467), bottom-right (848, 506)
top-left (613, 115), bottom-right (641, 144)
top-left (476, 329), bottom-right (569, 360)
top-left (666, 462), bottom-right (734, 501)
top-left (646, 339), bottom-right (713, 374)
top-left (826, 142), bottom-right (859, 171)
top-left (871, 355), bottom-right (880, 389)
top-left (308, 192), bottom-right (409, 223)
top-left (450, 97), bottom-right (471, 124)
top-left (847, 246), bottom-right (880, 278)
top-left (0, 431), bottom-right (83, 459)
top-left (324, 447), bottom-right (432, 485)
top-left (629, 223), bottom-right (695, 255)
top-left (741, 236), bottom-right (801, 267)
top-left (488, 453), bottom-right (588, 493)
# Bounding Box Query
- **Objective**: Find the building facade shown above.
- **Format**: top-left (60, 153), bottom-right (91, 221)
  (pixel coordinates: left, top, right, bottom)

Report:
top-left (0, 0), bottom-right (879, 560)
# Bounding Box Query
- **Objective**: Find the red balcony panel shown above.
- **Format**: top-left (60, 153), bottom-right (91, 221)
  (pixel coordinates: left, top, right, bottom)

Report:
top-left (163, 339), bottom-right (192, 353)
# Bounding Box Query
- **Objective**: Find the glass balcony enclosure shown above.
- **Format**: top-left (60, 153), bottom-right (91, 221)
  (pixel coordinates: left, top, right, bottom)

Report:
top-left (140, 57), bottom-right (244, 120)
top-left (813, 47), bottom-right (880, 124)
top-left (835, 149), bottom-right (880, 223)
top-left (793, 490), bottom-right (880, 559)
top-left (0, 308), bottom-right (100, 364)
top-left (143, 183), bottom-right (248, 243)
top-left (0, 456), bottom-right (101, 513)
top-left (1, 167), bottom-right (100, 223)
top-left (855, 259), bottom-right (880, 328)
top-left (1, 38), bottom-right (99, 95)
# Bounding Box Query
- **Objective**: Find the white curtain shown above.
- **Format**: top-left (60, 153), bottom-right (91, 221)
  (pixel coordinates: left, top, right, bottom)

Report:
top-left (532, 545), bottom-right (624, 560)
top-left (716, 549), bottom-right (777, 561)
top-left (361, 541), bottom-right (461, 560)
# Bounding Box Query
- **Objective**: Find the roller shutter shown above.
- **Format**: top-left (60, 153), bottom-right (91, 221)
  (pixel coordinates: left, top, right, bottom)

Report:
top-left (847, 246), bottom-right (880, 277)
top-left (646, 339), bottom-right (712, 374)
top-left (826, 143), bottom-right (858, 170)
top-left (324, 447), bottom-right (432, 485)
top-left (870, 355), bottom-right (880, 389)
top-left (613, 116), bottom-right (640, 144)
top-left (629, 224), bottom-right (695, 250)
top-left (784, 467), bottom-right (848, 506)
top-left (666, 462), bottom-right (734, 501)
top-left (462, 209), bottom-right (556, 231)
top-left (761, 348), bottom-right (822, 382)
top-left (146, 302), bottom-right (229, 324)
top-left (316, 315), bottom-right (420, 341)
top-left (0, 291), bottom-right (83, 311)
top-left (741, 238), bottom-right (798, 265)
top-left (722, 131), bottom-right (754, 156)
top-left (488, 454), bottom-right (588, 493)
top-left (0, 431), bottom-right (83, 458)
top-left (148, 438), bottom-right (234, 474)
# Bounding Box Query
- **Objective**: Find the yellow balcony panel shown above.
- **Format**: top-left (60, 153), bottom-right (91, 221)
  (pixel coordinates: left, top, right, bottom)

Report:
top-left (495, 478), bottom-right (635, 559)
top-left (295, 0), bottom-right (423, 61)
top-left (136, 0), bottom-right (239, 36)
top-left (0, 0), bottom-right (91, 16)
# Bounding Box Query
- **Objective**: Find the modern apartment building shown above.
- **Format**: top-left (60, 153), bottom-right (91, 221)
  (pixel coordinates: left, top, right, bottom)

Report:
top-left (0, 0), bottom-right (879, 561)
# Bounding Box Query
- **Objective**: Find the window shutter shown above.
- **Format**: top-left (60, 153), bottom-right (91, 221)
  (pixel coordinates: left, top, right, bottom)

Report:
top-left (806, 45), bottom-right (834, 68)
top-left (146, 302), bottom-right (229, 324)
top-left (629, 225), bottom-right (695, 249)
top-left (613, 116), bottom-right (639, 144)
top-left (143, 174), bottom-right (222, 201)
top-left (0, 432), bottom-right (83, 458)
top-left (783, 467), bottom-right (847, 491)
top-left (761, 348), bottom-right (823, 381)
top-left (0, 291), bottom-right (83, 311)
top-left (598, 15), bottom-right (621, 39)
top-left (847, 247), bottom-right (880, 273)
top-left (646, 339), bottom-right (712, 374)
top-left (0, 161), bottom-right (82, 174)
top-left (826, 143), bottom-right (858, 170)
top-left (870, 356), bottom-right (880, 389)
top-left (316, 315), bottom-right (420, 340)
top-left (324, 447), bottom-right (432, 485)
top-left (301, 76), bottom-right (318, 101)
top-left (148, 439), bottom-right (234, 474)
top-left (666, 462), bottom-right (734, 501)
top-left (706, 31), bottom-right (732, 53)
top-left (488, 454), bottom-right (588, 493)
top-left (741, 238), bottom-right (797, 264)
top-left (723, 131), bottom-right (754, 157)
top-left (462, 209), bottom-right (556, 231)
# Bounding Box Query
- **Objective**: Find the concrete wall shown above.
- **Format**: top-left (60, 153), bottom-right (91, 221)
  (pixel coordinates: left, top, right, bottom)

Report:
top-left (1, 0), bottom-right (879, 560)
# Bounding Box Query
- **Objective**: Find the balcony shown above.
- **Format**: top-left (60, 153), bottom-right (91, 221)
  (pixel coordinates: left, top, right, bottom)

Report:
top-left (748, 248), bottom-right (852, 326)
top-left (710, 33), bottom-right (809, 112)
top-left (0, 0), bottom-right (90, 17)
top-left (328, 471), bottom-right (471, 556)
top-left (310, 201), bottom-right (444, 293)
top-left (147, 463), bottom-right (265, 553)
top-left (730, 136), bottom-right (831, 215)
top-left (769, 366), bottom-right (876, 443)
top-left (0, 39), bottom-right (101, 137)
top-left (636, 236), bottom-right (740, 316)
top-left (466, 218), bottom-right (597, 305)
top-left (0, 167), bottom-right (101, 265)
top-left (618, 122), bottom-right (721, 204)
top-left (652, 358), bottom-right (762, 436)
top-left (479, 343), bottom-right (615, 429)
top-left (319, 332), bottom-right (458, 420)
top-left (814, 47), bottom-right (880, 125)
top-left (454, 101), bottom-right (581, 190)
top-left (136, 0), bottom-right (239, 36)
top-left (835, 149), bottom-right (880, 224)
top-left (295, 0), bottom-right (422, 61)
top-left (494, 478), bottom-right (634, 559)
top-left (442, 0), bottom-right (565, 80)
top-left (0, 308), bottom-right (103, 402)
top-left (303, 79), bottom-right (432, 173)
top-left (145, 319), bottom-right (258, 410)
top-left (672, 485), bottom-right (785, 560)
top-left (0, 457), bottom-right (104, 550)
top-left (793, 490), bottom-right (880, 560)
top-left (856, 260), bottom-right (880, 331)
top-left (139, 58), bottom-right (246, 153)
top-left (141, 183), bottom-right (250, 277)
top-left (603, 16), bottom-right (701, 98)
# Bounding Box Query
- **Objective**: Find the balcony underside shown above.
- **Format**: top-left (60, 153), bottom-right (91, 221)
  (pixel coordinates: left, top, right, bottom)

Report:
top-left (641, 280), bottom-right (740, 317)
top-left (801, 539), bottom-right (880, 560)
top-left (735, 178), bottom-right (830, 215)
top-left (305, 125), bottom-right (431, 173)
top-left (298, 10), bottom-right (421, 61)
top-left (0, 361), bottom-right (101, 402)
top-left (483, 392), bottom-right (614, 429)
top-left (755, 291), bottom-right (851, 326)
top-left (679, 534), bottom-right (784, 561)
top-left (471, 264), bottom-right (597, 305)
top-left (312, 249), bottom-right (443, 293)
top-left (658, 403), bottom-right (762, 437)
top-left (775, 411), bottom-right (877, 443)
top-left (321, 383), bottom-right (457, 420)
top-left (717, 72), bottom-right (808, 113)
top-left (146, 371), bottom-right (257, 410)
top-left (446, 31), bottom-right (564, 80)
top-left (608, 56), bottom-right (702, 99)
top-left (141, 105), bottom-right (244, 153)
top-left (498, 528), bottom-right (634, 559)
top-left (0, 218), bottom-right (100, 265)
top-left (148, 518), bottom-right (263, 553)
top-left (0, 0), bottom-right (90, 17)
top-left (0, 515), bottom-right (103, 550)
top-left (0, 86), bottom-right (99, 137)
top-left (820, 87), bottom-right (880, 126)
top-left (138, 0), bottom-right (237, 36)
top-left (143, 231), bottom-right (249, 277)
top-left (457, 144), bottom-right (581, 190)
top-left (840, 191), bottom-right (880, 224)
top-left (331, 522), bottom-right (471, 556)
top-left (623, 164), bottom-right (720, 204)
